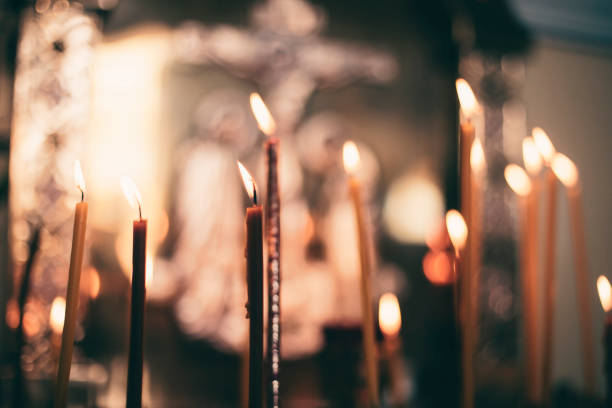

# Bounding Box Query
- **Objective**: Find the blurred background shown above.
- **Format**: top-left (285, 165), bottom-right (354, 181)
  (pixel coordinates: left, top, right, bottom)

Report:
top-left (0, 0), bottom-right (611, 406)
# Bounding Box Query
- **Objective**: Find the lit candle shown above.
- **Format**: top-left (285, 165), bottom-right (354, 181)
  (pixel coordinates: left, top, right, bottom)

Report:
top-left (238, 162), bottom-right (264, 408)
top-left (597, 275), bottom-right (612, 402)
top-left (343, 141), bottom-right (379, 407)
top-left (469, 138), bottom-right (486, 347)
top-left (551, 153), bottom-right (596, 394)
top-left (121, 176), bottom-right (147, 408)
top-left (378, 293), bottom-right (405, 405)
top-left (445, 209), bottom-right (471, 407)
top-left (505, 164), bottom-right (539, 403)
top-left (54, 161), bottom-right (88, 408)
top-left (250, 93), bottom-right (281, 408)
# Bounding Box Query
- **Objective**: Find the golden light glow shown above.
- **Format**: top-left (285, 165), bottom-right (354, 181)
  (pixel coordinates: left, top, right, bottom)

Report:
top-left (456, 78), bottom-right (480, 119)
top-left (551, 153), bottom-right (579, 188)
top-left (378, 293), bottom-right (401, 338)
top-left (5, 299), bottom-right (19, 329)
top-left (522, 137), bottom-right (543, 176)
top-left (470, 138), bottom-right (486, 175)
top-left (597, 275), bottom-right (612, 312)
top-left (120, 176), bottom-right (143, 213)
top-left (445, 210), bottom-right (468, 251)
top-left (504, 164), bottom-right (532, 197)
top-left (74, 160), bottom-right (86, 196)
top-left (249, 93), bottom-right (276, 136)
top-left (89, 267), bottom-right (100, 299)
top-left (423, 250), bottom-right (454, 285)
top-left (237, 161), bottom-right (257, 203)
top-left (342, 141), bottom-right (360, 174)
top-left (532, 127), bottom-right (555, 164)
top-left (50, 297), bottom-right (66, 335)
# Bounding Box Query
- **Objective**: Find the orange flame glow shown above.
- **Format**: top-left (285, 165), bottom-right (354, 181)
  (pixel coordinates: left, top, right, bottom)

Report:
top-left (445, 210), bottom-right (468, 251)
top-left (74, 160), bottom-right (86, 197)
top-left (379, 293), bottom-right (402, 338)
top-left (551, 153), bottom-right (579, 188)
top-left (532, 127), bottom-right (555, 164)
top-left (470, 138), bottom-right (486, 175)
top-left (120, 176), bottom-right (143, 217)
top-left (598, 275), bottom-right (612, 313)
top-left (522, 137), bottom-right (543, 176)
top-left (505, 164), bottom-right (532, 196)
top-left (342, 141), bottom-right (360, 174)
top-left (237, 161), bottom-right (257, 204)
top-left (250, 93), bottom-right (276, 136)
top-left (456, 78), bottom-right (480, 119)
top-left (50, 297), bottom-right (65, 335)
top-left (423, 250), bottom-right (454, 285)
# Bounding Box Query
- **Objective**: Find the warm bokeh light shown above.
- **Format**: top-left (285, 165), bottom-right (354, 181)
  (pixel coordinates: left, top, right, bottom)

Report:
top-left (423, 250), bottom-right (454, 285)
top-left (249, 93), bottom-right (276, 136)
top-left (378, 293), bottom-right (401, 338)
top-left (237, 161), bottom-right (257, 203)
top-left (597, 275), bottom-right (612, 313)
top-left (146, 254), bottom-right (155, 290)
top-left (120, 176), bottom-right (143, 214)
top-left (551, 153), bottom-right (579, 188)
top-left (342, 140), bottom-right (360, 174)
top-left (470, 138), bottom-right (486, 176)
top-left (383, 174), bottom-right (445, 244)
top-left (445, 210), bottom-right (468, 252)
top-left (522, 137), bottom-right (543, 176)
top-left (504, 164), bottom-right (532, 197)
top-left (532, 127), bottom-right (555, 164)
top-left (74, 160), bottom-right (86, 196)
top-left (89, 267), bottom-right (101, 299)
top-left (456, 78), bottom-right (480, 119)
top-left (50, 297), bottom-right (66, 335)
top-left (5, 299), bottom-right (19, 329)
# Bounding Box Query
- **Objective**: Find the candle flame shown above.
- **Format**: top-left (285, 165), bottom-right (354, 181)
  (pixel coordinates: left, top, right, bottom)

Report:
top-left (50, 297), bottom-right (65, 335)
top-left (522, 137), bottom-right (543, 175)
top-left (120, 176), bottom-right (143, 217)
top-left (504, 164), bottom-right (532, 196)
top-left (379, 293), bottom-right (401, 338)
top-left (551, 153), bottom-right (579, 188)
top-left (237, 161), bottom-right (258, 204)
top-left (250, 93), bottom-right (276, 136)
top-left (470, 138), bottom-right (486, 175)
top-left (532, 127), bottom-right (555, 164)
top-left (74, 160), bottom-right (86, 199)
top-left (342, 141), bottom-right (360, 174)
top-left (456, 78), bottom-right (480, 119)
top-left (445, 210), bottom-right (468, 251)
top-left (598, 275), bottom-right (612, 312)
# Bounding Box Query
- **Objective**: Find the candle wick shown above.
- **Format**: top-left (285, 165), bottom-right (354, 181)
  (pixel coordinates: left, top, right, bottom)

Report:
top-left (138, 204), bottom-right (142, 221)
top-left (78, 187), bottom-right (84, 202)
top-left (252, 182), bottom-right (258, 205)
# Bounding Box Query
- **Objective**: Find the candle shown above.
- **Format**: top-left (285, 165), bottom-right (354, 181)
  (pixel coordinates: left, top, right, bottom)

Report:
top-left (343, 141), bottom-right (379, 407)
top-left (530, 127), bottom-right (556, 402)
top-left (238, 162), bottom-right (264, 408)
top-left (250, 93), bottom-right (281, 408)
top-left (445, 209), bottom-right (471, 407)
top-left (551, 153), bottom-right (596, 394)
top-left (597, 275), bottom-right (612, 402)
top-left (469, 138), bottom-right (486, 347)
top-left (121, 176), bottom-right (147, 408)
top-left (505, 164), bottom-right (539, 403)
top-left (54, 161), bottom-right (88, 408)
top-left (378, 293), bottom-right (405, 405)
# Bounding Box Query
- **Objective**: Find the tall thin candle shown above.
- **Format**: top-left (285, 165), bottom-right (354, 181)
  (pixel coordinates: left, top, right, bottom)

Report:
top-left (505, 164), bottom-right (539, 403)
top-left (54, 161), bottom-right (88, 408)
top-left (238, 162), bottom-right (264, 408)
top-left (551, 153), bottom-right (595, 395)
top-left (343, 141), bottom-right (379, 407)
top-left (250, 93), bottom-right (282, 408)
top-left (121, 177), bottom-right (147, 408)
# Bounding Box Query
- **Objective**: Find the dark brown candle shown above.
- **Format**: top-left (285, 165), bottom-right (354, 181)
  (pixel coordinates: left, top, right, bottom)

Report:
top-left (238, 161), bottom-right (264, 408)
top-left (121, 176), bottom-right (147, 408)
top-left (266, 137), bottom-right (281, 408)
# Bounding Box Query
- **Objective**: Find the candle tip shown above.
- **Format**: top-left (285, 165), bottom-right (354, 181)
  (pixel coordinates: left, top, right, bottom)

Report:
top-left (237, 161), bottom-right (258, 204)
top-left (532, 127), bottom-right (556, 164)
top-left (598, 275), bottom-right (612, 313)
top-left (74, 160), bottom-right (86, 201)
top-left (551, 152), bottom-right (579, 188)
top-left (456, 78), bottom-right (480, 119)
top-left (342, 140), bottom-right (360, 174)
top-left (522, 137), bottom-right (543, 176)
top-left (120, 176), bottom-right (143, 218)
top-left (379, 293), bottom-right (401, 337)
top-left (445, 210), bottom-right (468, 252)
top-left (504, 164), bottom-right (532, 196)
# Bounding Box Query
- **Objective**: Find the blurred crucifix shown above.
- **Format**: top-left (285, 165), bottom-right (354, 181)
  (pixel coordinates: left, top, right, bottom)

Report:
top-left (173, 0), bottom-right (398, 136)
